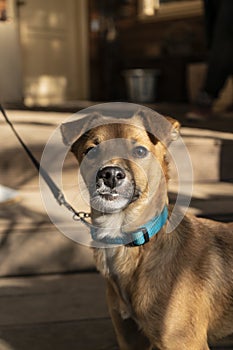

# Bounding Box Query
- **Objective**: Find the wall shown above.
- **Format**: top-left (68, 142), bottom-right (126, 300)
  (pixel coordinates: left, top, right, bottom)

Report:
top-left (88, 0), bottom-right (206, 102)
top-left (118, 16), bottom-right (206, 101)
top-left (19, 0), bottom-right (89, 104)
top-left (0, 0), bottom-right (22, 103)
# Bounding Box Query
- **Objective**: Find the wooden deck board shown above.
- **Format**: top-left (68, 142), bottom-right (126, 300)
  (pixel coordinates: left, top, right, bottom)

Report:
top-left (0, 319), bottom-right (117, 350)
top-left (0, 273), bottom-right (232, 349)
top-left (0, 274), bottom-right (108, 326)
top-left (0, 273), bottom-right (117, 349)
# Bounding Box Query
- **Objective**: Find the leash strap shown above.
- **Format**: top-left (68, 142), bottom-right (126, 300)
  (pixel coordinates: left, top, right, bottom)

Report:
top-left (0, 105), bottom-right (91, 226)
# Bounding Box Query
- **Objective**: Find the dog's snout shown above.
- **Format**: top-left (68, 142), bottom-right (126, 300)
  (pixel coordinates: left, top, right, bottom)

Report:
top-left (97, 166), bottom-right (126, 189)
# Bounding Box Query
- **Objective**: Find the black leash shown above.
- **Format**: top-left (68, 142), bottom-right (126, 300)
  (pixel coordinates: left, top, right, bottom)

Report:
top-left (0, 104), bottom-right (91, 226)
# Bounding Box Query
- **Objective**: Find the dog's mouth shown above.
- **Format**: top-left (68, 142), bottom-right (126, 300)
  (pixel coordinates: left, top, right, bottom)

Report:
top-left (90, 185), bottom-right (136, 213)
top-left (88, 166), bottom-right (138, 213)
top-left (98, 192), bottom-right (120, 201)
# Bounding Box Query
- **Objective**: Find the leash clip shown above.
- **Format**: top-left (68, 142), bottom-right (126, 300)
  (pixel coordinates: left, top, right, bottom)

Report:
top-left (56, 192), bottom-right (91, 222)
top-left (73, 211), bottom-right (91, 221)
top-left (57, 192), bottom-right (66, 206)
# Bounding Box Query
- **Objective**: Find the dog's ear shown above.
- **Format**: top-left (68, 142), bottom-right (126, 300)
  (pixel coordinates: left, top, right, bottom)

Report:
top-left (165, 116), bottom-right (180, 143)
top-left (135, 109), bottom-right (180, 146)
top-left (60, 112), bottom-right (102, 146)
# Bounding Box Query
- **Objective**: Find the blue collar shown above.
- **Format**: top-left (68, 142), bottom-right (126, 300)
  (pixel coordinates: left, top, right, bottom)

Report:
top-left (91, 206), bottom-right (168, 247)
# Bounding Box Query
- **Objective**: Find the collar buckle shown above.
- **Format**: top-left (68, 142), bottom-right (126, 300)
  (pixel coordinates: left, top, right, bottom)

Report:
top-left (127, 227), bottom-right (150, 247)
top-left (142, 227), bottom-right (150, 243)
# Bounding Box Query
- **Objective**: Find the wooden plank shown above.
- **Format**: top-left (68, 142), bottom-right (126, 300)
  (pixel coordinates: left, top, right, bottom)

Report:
top-left (0, 274), bottom-right (108, 326)
top-left (0, 273), bottom-right (232, 349)
top-left (0, 318), bottom-right (117, 350)
top-left (0, 320), bottom-right (232, 350)
top-left (0, 226), bottom-right (94, 276)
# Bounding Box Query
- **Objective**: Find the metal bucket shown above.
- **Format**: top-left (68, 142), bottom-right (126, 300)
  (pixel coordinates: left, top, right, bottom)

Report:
top-left (123, 69), bottom-right (159, 103)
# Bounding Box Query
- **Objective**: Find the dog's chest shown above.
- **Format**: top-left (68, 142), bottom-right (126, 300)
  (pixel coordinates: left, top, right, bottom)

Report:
top-left (94, 247), bottom-right (136, 319)
top-left (93, 248), bottom-right (115, 277)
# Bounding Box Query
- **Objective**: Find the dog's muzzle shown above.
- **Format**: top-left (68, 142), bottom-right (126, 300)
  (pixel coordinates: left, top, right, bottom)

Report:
top-left (90, 165), bottom-right (135, 213)
top-left (96, 166), bottom-right (126, 189)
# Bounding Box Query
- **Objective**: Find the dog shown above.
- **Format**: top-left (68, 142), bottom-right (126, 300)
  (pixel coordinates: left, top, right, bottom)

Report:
top-left (61, 105), bottom-right (233, 350)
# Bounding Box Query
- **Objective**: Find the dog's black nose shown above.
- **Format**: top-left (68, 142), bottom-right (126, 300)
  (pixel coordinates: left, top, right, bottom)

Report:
top-left (97, 166), bottom-right (126, 189)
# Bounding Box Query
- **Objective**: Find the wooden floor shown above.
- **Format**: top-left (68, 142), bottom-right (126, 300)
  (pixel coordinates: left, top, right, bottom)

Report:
top-left (0, 273), bottom-right (117, 350)
top-left (0, 272), bottom-right (232, 350)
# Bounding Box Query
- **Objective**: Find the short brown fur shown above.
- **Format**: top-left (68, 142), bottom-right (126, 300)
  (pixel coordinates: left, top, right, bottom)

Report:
top-left (68, 115), bottom-right (233, 350)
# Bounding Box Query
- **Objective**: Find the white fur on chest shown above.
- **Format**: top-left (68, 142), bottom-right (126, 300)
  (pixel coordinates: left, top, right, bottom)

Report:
top-left (93, 211), bottom-right (124, 238)
top-left (93, 247), bottom-right (120, 278)
top-left (94, 247), bottom-right (133, 320)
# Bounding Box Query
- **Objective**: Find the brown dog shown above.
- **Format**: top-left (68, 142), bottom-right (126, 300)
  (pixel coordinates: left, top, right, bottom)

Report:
top-left (61, 106), bottom-right (233, 350)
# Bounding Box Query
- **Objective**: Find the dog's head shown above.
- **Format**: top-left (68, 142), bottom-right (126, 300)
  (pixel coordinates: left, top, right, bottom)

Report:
top-left (61, 107), bottom-right (179, 222)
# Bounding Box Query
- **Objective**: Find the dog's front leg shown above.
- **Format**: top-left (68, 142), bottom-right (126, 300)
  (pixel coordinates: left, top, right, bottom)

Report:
top-left (107, 281), bottom-right (153, 350)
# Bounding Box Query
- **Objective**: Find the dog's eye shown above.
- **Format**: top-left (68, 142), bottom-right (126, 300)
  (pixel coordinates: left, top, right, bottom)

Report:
top-left (132, 146), bottom-right (148, 158)
top-left (85, 146), bottom-right (99, 159)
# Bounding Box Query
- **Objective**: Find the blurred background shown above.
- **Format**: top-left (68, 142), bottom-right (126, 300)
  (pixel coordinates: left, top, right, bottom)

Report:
top-left (0, 0), bottom-right (232, 108)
